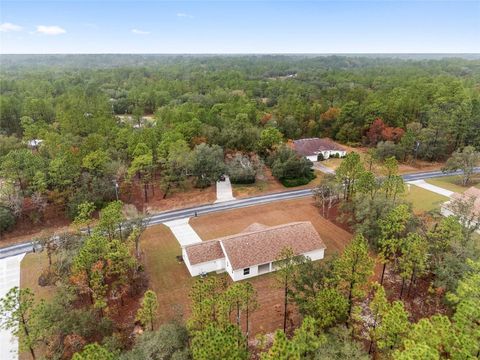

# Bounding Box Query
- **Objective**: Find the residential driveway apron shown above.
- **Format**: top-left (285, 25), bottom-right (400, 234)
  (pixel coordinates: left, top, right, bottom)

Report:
top-left (163, 218), bottom-right (203, 246)
top-left (215, 175), bottom-right (236, 203)
top-left (407, 180), bottom-right (455, 197)
top-left (0, 253), bottom-right (25, 360)
top-left (312, 162), bottom-right (335, 175)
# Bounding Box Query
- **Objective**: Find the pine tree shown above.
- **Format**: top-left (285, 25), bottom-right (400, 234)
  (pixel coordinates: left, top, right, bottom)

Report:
top-left (376, 301), bottom-right (410, 353)
top-left (378, 204), bottom-right (412, 285)
top-left (334, 234), bottom-right (374, 327)
top-left (313, 287), bottom-right (349, 330)
top-left (275, 247), bottom-right (305, 333)
top-left (136, 290), bottom-right (159, 331)
top-left (397, 233), bottom-right (428, 298)
top-left (368, 283), bottom-right (389, 354)
top-left (191, 323), bottom-right (247, 360)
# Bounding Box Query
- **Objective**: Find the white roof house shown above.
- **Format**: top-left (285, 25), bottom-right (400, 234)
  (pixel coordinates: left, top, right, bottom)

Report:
top-left (182, 222), bottom-right (326, 281)
top-left (292, 137), bottom-right (346, 162)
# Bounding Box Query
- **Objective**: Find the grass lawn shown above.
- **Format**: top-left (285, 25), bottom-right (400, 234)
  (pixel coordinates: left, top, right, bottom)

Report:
top-left (425, 175), bottom-right (480, 194)
top-left (321, 157), bottom-right (343, 170)
top-left (140, 224), bottom-right (195, 324)
top-left (20, 252), bottom-right (56, 302)
top-left (404, 185), bottom-right (449, 213)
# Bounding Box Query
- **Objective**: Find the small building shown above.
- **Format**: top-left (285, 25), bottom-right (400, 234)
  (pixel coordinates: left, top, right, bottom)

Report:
top-left (182, 222), bottom-right (326, 281)
top-left (441, 187), bottom-right (480, 231)
top-left (292, 137), bottom-right (346, 162)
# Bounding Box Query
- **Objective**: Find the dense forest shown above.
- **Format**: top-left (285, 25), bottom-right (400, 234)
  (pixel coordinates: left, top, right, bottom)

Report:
top-left (1, 55), bottom-right (479, 233)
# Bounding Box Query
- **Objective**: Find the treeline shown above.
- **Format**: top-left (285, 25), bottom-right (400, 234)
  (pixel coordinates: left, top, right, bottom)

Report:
top-left (1, 55), bottom-right (479, 233)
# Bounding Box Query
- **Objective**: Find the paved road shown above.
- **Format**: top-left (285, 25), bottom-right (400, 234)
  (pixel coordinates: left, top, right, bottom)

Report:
top-left (1, 167), bottom-right (478, 260)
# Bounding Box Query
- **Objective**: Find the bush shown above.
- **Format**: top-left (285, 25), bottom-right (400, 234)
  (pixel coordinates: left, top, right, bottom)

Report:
top-left (317, 153), bottom-right (325, 161)
top-left (226, 154), bottom-right (257, 184)
top-left (280, 171), bottom-right (316, 187)
top-left (269, 145), bottom-right (314, 181)
top-left (0, 206), bottom-right (15, 234)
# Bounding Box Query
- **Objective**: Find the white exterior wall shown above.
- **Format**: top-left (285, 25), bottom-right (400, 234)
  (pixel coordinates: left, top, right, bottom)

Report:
top-left (440, 201), bottom-right (454, 218)
top-left (182, 248), bottom-right (225, 276)
top-left (307, 150), bottom-right (346, 161)
top-left (229, 248), bottom-right (326, 281)
top-left (303, 248), bottom-right (325, 262)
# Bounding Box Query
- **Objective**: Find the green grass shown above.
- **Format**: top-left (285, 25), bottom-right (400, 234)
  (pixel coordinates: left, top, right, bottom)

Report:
top-left (404, 185), bottom-right (449, 212)
top-left (425, 175), bottom-right (480, 194)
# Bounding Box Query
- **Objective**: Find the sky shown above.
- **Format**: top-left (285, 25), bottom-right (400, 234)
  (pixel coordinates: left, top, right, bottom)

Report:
top-left (1, 1), bottom-right (479, 54)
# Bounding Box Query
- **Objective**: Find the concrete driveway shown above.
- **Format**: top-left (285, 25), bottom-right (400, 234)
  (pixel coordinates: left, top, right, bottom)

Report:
top-left (407, 179), bottom-right (455, 197)
top-left (0, 253), bottom-right (25, 360)
top-left (215, 175), bottom-right (236, 203)
top-left (163, 218), bottom-right (203, 246)
top-left (312, 162), bottom-right (335, 175)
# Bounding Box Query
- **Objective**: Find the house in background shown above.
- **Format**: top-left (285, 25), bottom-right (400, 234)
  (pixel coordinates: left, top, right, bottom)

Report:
top-left (292, 137), bottom-right (346, 162)
top-left (441, 187), bottom-right (480, 232)
top-left (182, 222), bottom-right (326, 281)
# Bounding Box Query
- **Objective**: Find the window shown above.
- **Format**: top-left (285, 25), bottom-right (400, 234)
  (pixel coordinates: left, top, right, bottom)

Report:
top-left (243, 268), bottom-right (250, 275)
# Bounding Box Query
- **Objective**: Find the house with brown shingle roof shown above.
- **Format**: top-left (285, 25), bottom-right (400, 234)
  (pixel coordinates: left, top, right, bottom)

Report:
top-left (292, 137), bottom-right (346, 162)
top-left (182, 222), bottom-right (326, 281)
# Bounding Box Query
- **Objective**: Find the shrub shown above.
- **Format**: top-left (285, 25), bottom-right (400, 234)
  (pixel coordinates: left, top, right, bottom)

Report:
top-left (317, 153), bottom-right (325, 161)
top-left (280, 171), bottom-right (316, 187)
top-left (0, 206), bottom-right (15, 234)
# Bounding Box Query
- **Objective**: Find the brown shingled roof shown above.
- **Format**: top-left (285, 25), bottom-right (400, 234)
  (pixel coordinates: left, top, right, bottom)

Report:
top-left (184, 240), bottom-right (224, 265)
top-left (220, 222), bottom-right (325, 270)
top-left (292, 138), bottom-right (345, 156)
top-left (241, 223), bottom-right (269, 233)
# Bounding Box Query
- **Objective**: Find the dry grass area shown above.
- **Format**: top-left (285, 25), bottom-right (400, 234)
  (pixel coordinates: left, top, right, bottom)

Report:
top-left (140, 224), bottom-right (195, 324)
top-left (20, 252), bottom-right (56, 302)
top-left (141, 198), bottom-right (352, 336)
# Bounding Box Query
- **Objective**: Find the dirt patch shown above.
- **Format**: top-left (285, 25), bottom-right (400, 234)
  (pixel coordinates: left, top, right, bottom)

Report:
top-left (120, 178), bottom-right (216, 213)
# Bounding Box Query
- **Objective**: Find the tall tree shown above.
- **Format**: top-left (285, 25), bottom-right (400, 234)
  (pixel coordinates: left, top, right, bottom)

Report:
top-left (191, 324), bottom-right (247, 360)
top-left (442, 146), bottom-right (480, 186)
top-left (136, 290), bottom-right (159, 331)
top-left (378, 204), bottom-right (413, 284)
top-left (333, 234), bottom-right (374, 327)
top-left (336, 152), bottom-right (365, 201)
top-left (275, 247), bottom-right (305, 333)
top-left (0, 287), bottom-right (43, 360)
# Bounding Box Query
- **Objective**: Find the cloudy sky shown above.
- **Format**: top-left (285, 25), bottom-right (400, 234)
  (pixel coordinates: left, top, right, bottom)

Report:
top-left (1, 1), bottom-right (479, 54)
